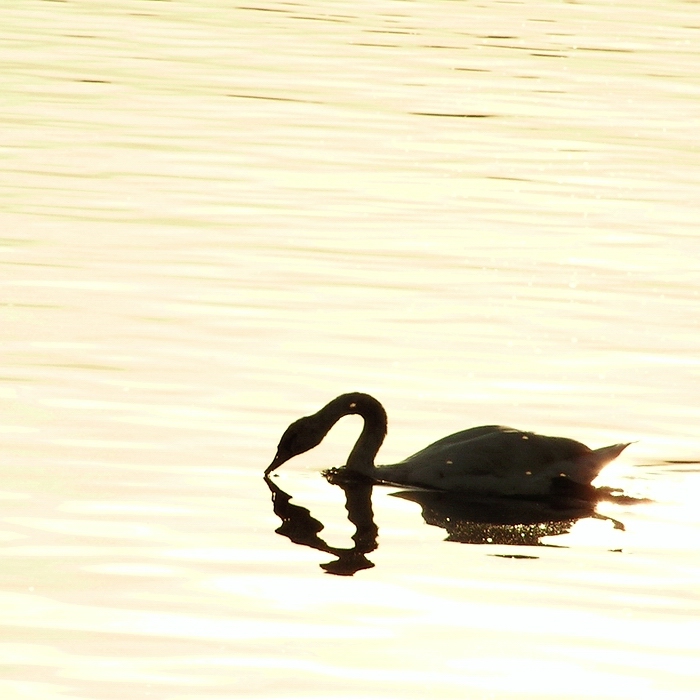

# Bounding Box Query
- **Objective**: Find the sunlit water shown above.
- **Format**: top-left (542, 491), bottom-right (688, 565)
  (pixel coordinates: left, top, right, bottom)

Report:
top-left (2, 1), bottom-right (699, 698)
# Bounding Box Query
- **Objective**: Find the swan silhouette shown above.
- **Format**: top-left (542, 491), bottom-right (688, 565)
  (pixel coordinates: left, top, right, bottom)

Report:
top-left (265, 392), bottom-right (630, 498)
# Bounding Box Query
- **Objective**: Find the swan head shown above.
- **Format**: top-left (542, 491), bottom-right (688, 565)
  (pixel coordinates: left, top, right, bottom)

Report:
top-left (265, 416), bottom-right (327, 475)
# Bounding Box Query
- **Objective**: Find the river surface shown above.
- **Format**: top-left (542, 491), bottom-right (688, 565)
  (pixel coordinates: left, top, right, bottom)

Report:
top-left (2, 1), bottom-right (699, 698)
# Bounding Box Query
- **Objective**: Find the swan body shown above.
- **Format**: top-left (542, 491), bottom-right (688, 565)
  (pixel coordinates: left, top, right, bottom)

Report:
top-left (266, 392), bottom-right (630, 498)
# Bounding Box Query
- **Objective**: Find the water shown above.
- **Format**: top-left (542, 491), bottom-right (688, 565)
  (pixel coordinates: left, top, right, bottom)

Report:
top-left (2, 0), bottom-right (699, 698)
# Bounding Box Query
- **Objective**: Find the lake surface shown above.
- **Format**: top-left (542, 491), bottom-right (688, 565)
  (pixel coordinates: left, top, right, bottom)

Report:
top-left (2, 1), bottom-right (699, 698)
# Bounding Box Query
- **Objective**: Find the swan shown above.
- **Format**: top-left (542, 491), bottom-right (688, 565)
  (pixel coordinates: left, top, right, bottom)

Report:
top-left (265, 392), bottom-right (631, 498)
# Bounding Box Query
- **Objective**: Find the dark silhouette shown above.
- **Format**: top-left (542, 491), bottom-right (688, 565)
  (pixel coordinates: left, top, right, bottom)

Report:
top-left (266, 392), bottom-right (630, 498)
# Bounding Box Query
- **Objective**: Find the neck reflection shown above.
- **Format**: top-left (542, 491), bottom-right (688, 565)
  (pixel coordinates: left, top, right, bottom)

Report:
top-left (264, 474), bottom-right (378, 576)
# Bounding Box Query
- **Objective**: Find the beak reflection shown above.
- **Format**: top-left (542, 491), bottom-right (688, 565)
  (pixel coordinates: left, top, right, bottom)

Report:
top-left (265, 452), bottom-right (285, 476)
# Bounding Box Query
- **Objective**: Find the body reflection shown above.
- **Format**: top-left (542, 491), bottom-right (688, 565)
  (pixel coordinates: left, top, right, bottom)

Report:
top-left (391, 489), bottom-right (624, 546)
top-left (265, 475), bottom-right (634, 574)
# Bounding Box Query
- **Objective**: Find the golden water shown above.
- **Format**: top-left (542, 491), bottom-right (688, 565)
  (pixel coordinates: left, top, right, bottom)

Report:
top-left (2, 1), bottom-right (699, 698)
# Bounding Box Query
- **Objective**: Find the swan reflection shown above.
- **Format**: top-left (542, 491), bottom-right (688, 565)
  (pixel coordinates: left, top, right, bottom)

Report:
top-left (265, 474), bottom-right (635, 575)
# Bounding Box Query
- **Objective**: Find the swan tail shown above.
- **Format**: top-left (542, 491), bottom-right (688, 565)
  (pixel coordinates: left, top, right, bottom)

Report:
top-left (594, 442), bottom-right (632, 463)
top-left (592, 442), bottom-right (632, 478)
top-left (578, 442), bottom-right (631, 483)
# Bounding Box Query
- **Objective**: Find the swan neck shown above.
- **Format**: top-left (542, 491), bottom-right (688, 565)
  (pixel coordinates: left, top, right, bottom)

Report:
top-left (319, 393), bottom-right (387, 477)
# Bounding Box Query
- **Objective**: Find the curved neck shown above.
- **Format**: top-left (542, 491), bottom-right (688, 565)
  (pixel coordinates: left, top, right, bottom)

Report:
top-left (315, 393), bottom-right (387, 477)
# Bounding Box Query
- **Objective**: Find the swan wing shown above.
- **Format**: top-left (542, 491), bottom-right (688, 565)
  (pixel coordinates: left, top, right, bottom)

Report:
top-left (391, 428), bottom-right (589, 476)
top-left (378, 429), bottom-right (629, 496)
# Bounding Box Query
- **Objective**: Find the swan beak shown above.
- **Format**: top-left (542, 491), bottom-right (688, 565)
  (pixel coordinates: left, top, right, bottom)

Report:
top-left (265, 451), bottom-right (286, 475)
